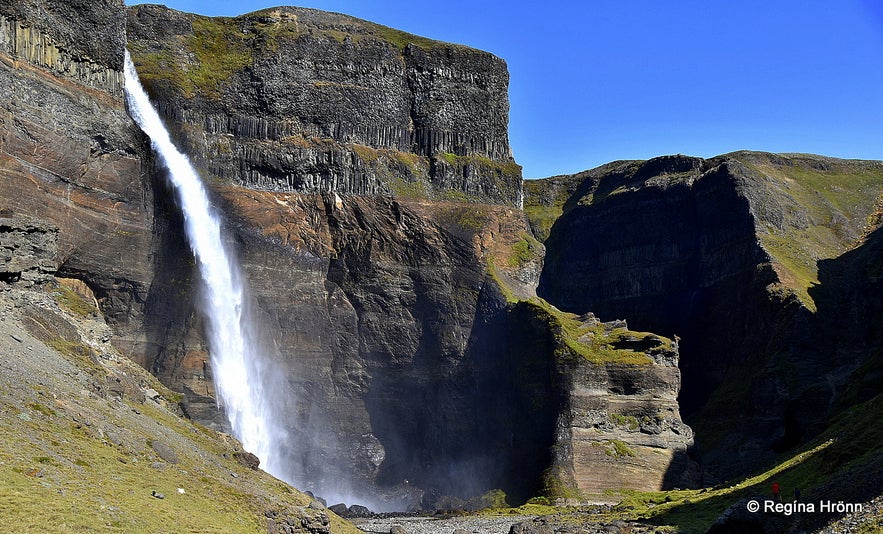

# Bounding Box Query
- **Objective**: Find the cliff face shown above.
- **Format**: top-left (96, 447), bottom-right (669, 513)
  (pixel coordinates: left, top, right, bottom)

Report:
top-left (151, 187), bottom-right (565, 506)
top-left (534, 152), bottom-right (883, 479)
top-left (0, 0), bottom-right (170, 369)
top-left (490, 301), bottom-right (698, 500)
top-left (125, 5), bottom-right (522, 207)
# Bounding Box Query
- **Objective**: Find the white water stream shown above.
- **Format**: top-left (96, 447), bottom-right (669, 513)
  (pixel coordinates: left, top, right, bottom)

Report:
top-left (123, 50), bottom-right (283, 471)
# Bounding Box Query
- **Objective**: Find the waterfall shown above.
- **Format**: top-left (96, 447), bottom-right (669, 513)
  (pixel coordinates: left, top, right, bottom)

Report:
top-left (122, 51), bottom-right (283, 470)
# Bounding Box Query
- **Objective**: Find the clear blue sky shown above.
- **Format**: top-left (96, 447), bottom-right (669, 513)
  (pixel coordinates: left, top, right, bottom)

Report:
top-left (127, 1), bottom-right (883, 178)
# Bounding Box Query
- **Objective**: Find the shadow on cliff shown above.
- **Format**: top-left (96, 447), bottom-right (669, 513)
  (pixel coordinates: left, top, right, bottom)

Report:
top-left (808, 224), bottom-right (883, 410)
top-left (359, 265), bottom-right (564, 509)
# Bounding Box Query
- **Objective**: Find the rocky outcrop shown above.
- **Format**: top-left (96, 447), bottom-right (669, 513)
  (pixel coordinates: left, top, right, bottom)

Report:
top-left (126, 5), bottom-right (521, 206)
top-left (534, 152), bottom-right (883, 480)
top-left (494, 301), bottom-right (698, 499)
top-left (0, 217), bottom-right (57, 285)
top-left (0, 0), bottom-right (125, 94)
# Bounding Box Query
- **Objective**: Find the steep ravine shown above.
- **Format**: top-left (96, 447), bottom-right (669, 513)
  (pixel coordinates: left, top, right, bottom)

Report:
top-left (533, 152), bottom-right (883, 481)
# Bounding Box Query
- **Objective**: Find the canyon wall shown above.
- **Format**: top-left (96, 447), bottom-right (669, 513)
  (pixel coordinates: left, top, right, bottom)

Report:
top-left (0, 0), bottom-right (167, 365)
top-left (533, 152), bottom-right (883, 479)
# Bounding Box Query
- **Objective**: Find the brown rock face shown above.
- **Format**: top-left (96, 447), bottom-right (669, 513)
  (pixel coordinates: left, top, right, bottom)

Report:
top-left (0, 0), bottom-right (163, 363)
top-left (0, 217), bottom-right (57, 285)
top-left (492, 302), bottom-right (698, 500)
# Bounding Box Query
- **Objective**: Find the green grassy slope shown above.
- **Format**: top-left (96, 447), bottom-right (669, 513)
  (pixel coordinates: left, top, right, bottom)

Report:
top-left (0, 283), bottom-right (361, 534)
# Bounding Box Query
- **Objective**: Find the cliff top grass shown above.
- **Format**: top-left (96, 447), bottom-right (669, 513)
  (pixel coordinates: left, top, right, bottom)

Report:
top-left (522, 174), bottom-right (576, 242)
top-left (128, 4), bottom-right (481, 101)
top-left (248, 6), bottom-right (465, 52)
top-left (518, 297), bottom-right (661, 366)
top-left (127, 12), bottom-right (253, 99)
top-left (731, 152), bottom-right (883, 311)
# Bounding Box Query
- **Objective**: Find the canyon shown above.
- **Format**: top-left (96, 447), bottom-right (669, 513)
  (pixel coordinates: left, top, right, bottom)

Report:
top-left (1, 0), bottom-right (881, 532)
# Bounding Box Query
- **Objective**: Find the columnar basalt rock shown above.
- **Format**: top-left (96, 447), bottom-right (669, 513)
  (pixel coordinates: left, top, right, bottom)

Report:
top-left (125, 5), bottom-right (522, 207)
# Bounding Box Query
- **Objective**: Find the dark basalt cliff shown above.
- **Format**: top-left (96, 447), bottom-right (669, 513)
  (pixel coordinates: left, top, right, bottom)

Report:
top-left (125, 5), bottom-right (522, 206)
top-left (533, 152), bottom-right (883, 479)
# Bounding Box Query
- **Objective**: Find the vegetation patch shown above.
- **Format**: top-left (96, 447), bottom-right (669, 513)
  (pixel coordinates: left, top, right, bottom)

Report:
top-left (521, 299), bottom-right (655, 366)
top-left (738, 154), bottom-right (883, 310)
top-left (480, 488), bottom-right (510, 509)
top-left (28, 402), bottom-right (56, 418)
top-left (187, 17), bottom-right (254, 99)
top-left (541, 465), bottom-right (583, 501)
top-left (129, 14), bottom-right (254, 99)
top-left (455, 207), bottom-right (491, 231)
top-left (523, 204), bottom-right (563, 243)
top-left (507, 233), bottom-right (542, 268)
top-left (51, 284), bottom-right (97, 317)
top-left (606, 439), bottom-right (637, 458)
top-left (369, 23), bottom-right (452, 51)
top-left (486, 259), bottom-right (517, 304)
top-left (609, 413), bottom-right (640, 431)
top-left (449, 152), bottom-right (521, 178)
top-left (389, 176), bottom-right (428, 199)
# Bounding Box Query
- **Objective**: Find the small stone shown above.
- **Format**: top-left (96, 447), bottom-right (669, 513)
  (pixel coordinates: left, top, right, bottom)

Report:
top-left (177, 488), bottom-right (186, 494)
top-left (390, 526), bottom-right (406, 534)
top-left (308, 499), bottom-right (325, 510)
top-left (151, 491), bottom-right (165, 499)
top-left (10, 333), bottom-right (22, 342)
top-left (105, 431), bottom-right (123, 446)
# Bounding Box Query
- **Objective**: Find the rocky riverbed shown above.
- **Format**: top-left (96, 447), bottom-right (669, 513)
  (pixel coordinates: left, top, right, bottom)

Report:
top-left (351, 513), bottom-right (671, 534)
top-left (353, 514), bottom-right (535, 534)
